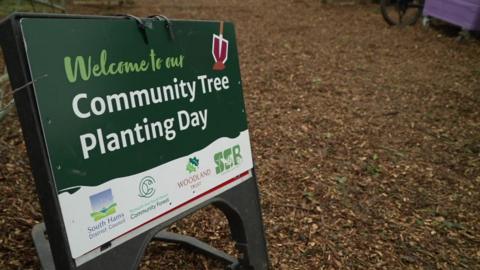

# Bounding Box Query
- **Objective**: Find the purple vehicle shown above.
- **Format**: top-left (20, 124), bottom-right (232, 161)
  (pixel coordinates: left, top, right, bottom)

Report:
top-left (423, 0), bottom-right (480, 31)
top-left (380, 0), bottom-right (480, 33)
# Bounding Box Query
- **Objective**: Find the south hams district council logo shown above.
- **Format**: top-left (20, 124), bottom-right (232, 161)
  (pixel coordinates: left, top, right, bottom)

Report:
top-left (89, 189), bottom-right (117, 222)
top-left (212, 21), bottom-right (228, 71)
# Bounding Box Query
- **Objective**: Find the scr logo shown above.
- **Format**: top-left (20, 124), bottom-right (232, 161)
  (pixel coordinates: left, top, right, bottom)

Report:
top-left (214, 144), bottom-right (242, 175)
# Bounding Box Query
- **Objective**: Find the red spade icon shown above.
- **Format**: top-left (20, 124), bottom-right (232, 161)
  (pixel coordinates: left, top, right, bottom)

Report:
top-left (212, 21), bottom-right (228, 71)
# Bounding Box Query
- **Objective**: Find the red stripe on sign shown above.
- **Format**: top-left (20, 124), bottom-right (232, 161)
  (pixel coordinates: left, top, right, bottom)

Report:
top-left (82, 170), bottom-right (250, 257)
top-left (123, 170), bottom-right (250, 235)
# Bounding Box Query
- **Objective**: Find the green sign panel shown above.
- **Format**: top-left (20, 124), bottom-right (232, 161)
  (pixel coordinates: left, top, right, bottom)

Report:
top-left (20, 18), bottom-right (253, 263)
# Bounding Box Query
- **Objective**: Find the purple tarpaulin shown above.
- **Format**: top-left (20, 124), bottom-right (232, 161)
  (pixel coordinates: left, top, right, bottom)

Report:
top-left (423, 0), bottom-right (480, 31)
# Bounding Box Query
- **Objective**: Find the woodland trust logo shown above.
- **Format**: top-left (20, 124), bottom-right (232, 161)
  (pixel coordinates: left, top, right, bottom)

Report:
top-left (89, 189), bottom-right (117, 222)
top-left (214, 144), bottom-right (242, 175)
top-left (178, 157), bottom-right (210, 189)
top-left (186, 157), bottom-right (200, 173)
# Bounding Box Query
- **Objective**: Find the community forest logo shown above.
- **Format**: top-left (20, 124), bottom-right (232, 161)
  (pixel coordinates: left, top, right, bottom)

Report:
top-left (138, 176), bottom-right (156, 198)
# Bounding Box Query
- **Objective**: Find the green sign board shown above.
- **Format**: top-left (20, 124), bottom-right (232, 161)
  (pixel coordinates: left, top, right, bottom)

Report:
top-left (20, 17), bottom-right (253, 263)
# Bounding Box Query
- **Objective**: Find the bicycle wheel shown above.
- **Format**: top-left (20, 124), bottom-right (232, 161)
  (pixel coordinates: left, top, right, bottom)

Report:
top-left (380, 0), bottom-right (423, 26)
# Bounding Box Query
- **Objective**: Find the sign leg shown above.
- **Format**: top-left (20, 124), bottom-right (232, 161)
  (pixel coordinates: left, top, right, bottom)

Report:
top-left (32, 223), bottom-right (56, 270)
top-left (213, 176), bottom-right (270, 270)
top-left (153, 230), bottom-right (238, 265)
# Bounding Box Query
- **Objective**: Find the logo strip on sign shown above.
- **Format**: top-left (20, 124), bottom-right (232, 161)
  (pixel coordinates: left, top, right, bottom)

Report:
top-left (76, 170), bottom-right (252, 266)
top-left (121, 170), bottom-right (251, 239)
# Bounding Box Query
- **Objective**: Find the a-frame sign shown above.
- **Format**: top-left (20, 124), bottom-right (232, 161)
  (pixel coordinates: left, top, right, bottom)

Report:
top-left (0, 13), bottom-right (269, 270)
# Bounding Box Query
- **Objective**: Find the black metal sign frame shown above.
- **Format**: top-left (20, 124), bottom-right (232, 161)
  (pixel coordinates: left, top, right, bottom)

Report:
top-left (0, 13), bottom-right (269, 270)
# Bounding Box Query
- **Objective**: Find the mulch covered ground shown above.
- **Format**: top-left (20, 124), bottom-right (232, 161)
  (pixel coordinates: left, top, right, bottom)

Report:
top-left (1, 0), bottom-right (479, 269)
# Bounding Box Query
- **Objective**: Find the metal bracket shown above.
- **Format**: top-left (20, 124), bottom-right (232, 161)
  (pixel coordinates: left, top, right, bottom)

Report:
top-left (119, 14), bottom-right (175, 43)
top-left (149, 15), bottom-right (175, 41)
top-left (122, 14), bottom-right (148, 43)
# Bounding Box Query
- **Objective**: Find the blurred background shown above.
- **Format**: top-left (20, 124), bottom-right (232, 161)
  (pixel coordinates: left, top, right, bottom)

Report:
top-left (0, 0), bottom-right (479, 269)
